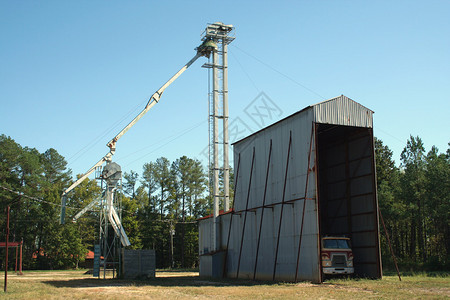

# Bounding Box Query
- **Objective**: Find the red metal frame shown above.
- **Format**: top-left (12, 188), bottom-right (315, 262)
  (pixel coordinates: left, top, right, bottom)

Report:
top-left (0, 242), bottom-right (22, 247)
top-left (231, 197), bottom-right (315, 214)
top-left (3, 207), bottom-right (24, 294)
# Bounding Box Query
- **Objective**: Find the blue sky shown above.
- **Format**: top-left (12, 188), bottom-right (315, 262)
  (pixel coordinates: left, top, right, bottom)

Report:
top-left (1, 1), bottom-right (449, 178)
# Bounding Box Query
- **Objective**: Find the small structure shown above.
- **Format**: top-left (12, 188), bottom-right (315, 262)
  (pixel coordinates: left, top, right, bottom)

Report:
top-left (0, 241), bottom-right (23, 275)
top-left (199, 95), bottom-right (382, 283)
top-left (80, 250), bottom-right (97, 269)
top-left (121, 249), bottom-right (156, 279)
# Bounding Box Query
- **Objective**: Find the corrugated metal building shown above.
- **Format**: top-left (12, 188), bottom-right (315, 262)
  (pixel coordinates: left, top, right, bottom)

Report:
top-left (199, 95), bottom-right (382, 283)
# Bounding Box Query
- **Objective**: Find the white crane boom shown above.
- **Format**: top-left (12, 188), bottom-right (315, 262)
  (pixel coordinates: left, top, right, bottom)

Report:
top-left (60, 152), bottom-right (112, 224)
top-left (106, 52), bottom-right (202, 152)
top-left (72, 197), bottom-right (101, 223)
top-left (60, 39), bottom-right (217, 224)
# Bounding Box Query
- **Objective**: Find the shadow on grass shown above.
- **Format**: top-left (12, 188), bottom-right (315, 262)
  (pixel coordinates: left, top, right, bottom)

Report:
top-left (382, 270), bottom-right (449, 277)
top-left (43, 275), bottom-right (279, 289)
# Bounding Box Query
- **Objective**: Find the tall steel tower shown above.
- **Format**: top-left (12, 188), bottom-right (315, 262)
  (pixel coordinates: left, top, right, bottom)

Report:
top-left (202, 23), bottom-right (235, 251)
top-left (96, 162), bottom-right (129, 278)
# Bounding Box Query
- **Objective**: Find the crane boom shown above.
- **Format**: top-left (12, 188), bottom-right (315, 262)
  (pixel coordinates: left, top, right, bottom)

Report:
top-left (60, 39), bottom-right (217, 224)
top-left (106, 52), bottom-right (203, 152)
top-left (60, 152), bottom-right (112, 224)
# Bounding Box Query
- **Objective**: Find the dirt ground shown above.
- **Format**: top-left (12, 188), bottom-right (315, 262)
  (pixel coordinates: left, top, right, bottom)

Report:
top-left (1, 270), bottom-right (449, 299)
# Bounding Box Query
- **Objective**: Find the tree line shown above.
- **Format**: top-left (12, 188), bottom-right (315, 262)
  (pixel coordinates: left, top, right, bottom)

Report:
top-left (0, 134), bottom-right (227, 269)
top-left (119, 156), bottom-right (228, 268)
top-left (375, 136), bottom-right (449, 271)
top-left (0, 133), bottom-right (448, 271)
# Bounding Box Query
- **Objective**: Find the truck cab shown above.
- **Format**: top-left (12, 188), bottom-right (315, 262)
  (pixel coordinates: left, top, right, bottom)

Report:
top-left (321, 237), bottom-right (354, 275)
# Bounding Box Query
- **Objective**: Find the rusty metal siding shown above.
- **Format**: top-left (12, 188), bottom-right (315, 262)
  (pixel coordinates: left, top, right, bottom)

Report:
top-left (313, 95), bottom-right (373, 128)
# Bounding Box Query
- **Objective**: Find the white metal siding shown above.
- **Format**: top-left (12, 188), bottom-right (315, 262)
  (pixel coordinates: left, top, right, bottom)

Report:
top-left (313, 95), bottom-right (373, 128)
top-left (228, 108), bottom-right (321, 282)
top-left (199, 218), bottom-right (212, 255)
top-left (234, 109), bottom-right (317, 211)
top-left (199, 95), bottom-right (378, 282)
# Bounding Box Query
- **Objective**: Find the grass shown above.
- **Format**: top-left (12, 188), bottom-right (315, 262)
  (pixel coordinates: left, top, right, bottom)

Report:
top-left (0, 270), bottom-right (448, 299)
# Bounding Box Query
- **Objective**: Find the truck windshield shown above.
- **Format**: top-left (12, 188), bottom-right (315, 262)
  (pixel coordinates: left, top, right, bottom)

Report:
top-left (323, 239), bottom-right (350, 249)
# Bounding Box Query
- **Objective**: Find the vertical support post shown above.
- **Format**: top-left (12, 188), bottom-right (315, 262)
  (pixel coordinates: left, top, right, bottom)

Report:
top-left (223, 40), bottom-right (230, 213)
top-left (295, 127), bottom-right (314, 282)
top-left (236, 147), bottom-right (256, 278)
top-left (370, 128), bottom-right (383, 278)
top-left (212, 47), bottom-right (220, 252)
top-left (19, 239), bottom-right (23, 275)
top-left (112, 236), bottom-right (116, 279)
top-left (118, 242), bottom-right (122, 278)
top-left (15, 245), bottom-right (18, 273)
top-left (103, 207), bottom-right (108, 279)
top-left (273, 132), bottom-right (292, 281)
top-left (112, 193), bottom-right (116, 279)
top-left (314, 123), bottom-right (324, 282)
top-left (98, 180), bottom-right (104, 279)
top-left (253, 139), bottom-right (273, 280)
top-left (379, 208), bottom-right (401, 281)
top-left (223, 153), bottom-right (241, 278)
top-left (345, 137), bottom-right (353, 238)
top-left (170, 221), bottom-right (174, 269)
top-left (4, 206), bottom-right (10, 293)
top-left (118, 192), bottom-right (122, 278)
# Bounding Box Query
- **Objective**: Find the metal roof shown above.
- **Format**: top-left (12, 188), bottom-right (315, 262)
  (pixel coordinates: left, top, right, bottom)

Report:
top-left (232, 95), bottom-right (373, 146)
top-left (312, 95), bottom-right (374, 128)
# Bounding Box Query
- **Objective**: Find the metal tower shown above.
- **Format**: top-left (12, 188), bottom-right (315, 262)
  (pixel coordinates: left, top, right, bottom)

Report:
top-left (202, 23), bottom-right (235, 251)
top-left (95, 162), bottom-right (130, 278)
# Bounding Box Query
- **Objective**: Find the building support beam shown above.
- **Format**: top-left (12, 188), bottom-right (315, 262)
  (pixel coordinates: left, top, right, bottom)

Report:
top-left (223, 41), bottom-right (230, 212)
top-left (212, 47), bottom-right (220, 252)
top-left (236, 147), bottom-right (256, 278)
top-left (223, 153), bottom-right (241, 278)
top-left (295, 126), bottom-right (314, 282)
top-left (253, 139), bottom-right (273, 280)
top-left (272, 132), bottom-right (292, 281)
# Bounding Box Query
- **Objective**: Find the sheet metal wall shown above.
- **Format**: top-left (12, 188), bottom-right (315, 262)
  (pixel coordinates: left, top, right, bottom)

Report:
top-left (199, 214), bottom-right (231, 277)
top-left (199, 95), bottom-right (380, 282)
top-left (226, 108), bottom-right (321, 282)
top-left (199, 213), bottom-right (232, 256)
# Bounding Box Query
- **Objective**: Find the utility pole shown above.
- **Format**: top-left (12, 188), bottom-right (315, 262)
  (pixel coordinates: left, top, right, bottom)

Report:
top-left (4, 206), bottom-right (10, 293)
top-left (170, 221), bottom-right (175, 268)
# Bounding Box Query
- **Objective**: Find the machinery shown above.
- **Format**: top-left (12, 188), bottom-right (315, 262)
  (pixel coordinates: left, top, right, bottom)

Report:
top-left (59, 38), bottom-right (218, 271)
